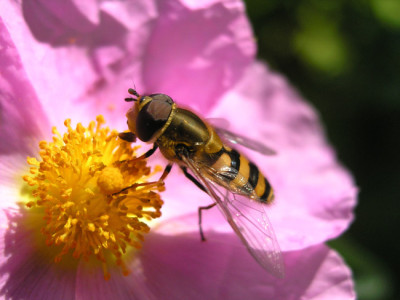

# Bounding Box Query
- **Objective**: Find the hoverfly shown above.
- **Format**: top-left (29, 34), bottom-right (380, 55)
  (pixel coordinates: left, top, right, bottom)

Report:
top-left (120, 88), bottom-right (285, 278)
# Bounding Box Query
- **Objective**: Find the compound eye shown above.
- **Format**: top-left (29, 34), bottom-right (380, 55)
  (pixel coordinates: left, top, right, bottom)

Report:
top-left (148, 94), bottom-right (174, 105)
top-left (136, 97), bottom-right (173, 142)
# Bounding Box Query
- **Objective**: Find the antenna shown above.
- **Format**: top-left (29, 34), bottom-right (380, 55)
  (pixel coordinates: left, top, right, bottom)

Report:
top-left (125, 88), bottom-right (140, 102)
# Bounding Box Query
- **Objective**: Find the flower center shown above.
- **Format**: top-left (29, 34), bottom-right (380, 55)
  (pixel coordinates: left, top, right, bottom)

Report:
top-left (23, 116), bottom-right (164, 280)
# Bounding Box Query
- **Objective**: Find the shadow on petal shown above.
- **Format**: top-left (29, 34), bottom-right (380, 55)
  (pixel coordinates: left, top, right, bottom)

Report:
top-left (22, 0), bottom-right (96, 46)
top-left (136, 230), bottom-right (355, 299)
top-left (0, 206), bottom-right (355, 300)
top-left (0, 206), bottom-right (78, 300)
top-left (0, 18), bottom-right (50, 156)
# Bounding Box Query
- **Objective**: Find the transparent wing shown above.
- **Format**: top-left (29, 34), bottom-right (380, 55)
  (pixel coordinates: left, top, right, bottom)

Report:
top-left (213, 126), bottom-right (277, 155)
top-left (205, 117), bottom-right (230, 129)
top-left (181, 155), bottom-right (285, 278)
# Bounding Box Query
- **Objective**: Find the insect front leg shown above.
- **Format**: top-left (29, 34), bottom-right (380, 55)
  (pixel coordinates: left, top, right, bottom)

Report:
top-left (136, 143), bottom-right (159, 160)
top-left (111, 163), bottom-right (172, 197)
top-left (118, 130), bottom-right (158, 161)
top-left (114, 143), bottom-right (159, 168)
top-left (118, 132), bottom-right (136, 142)
top-left (112, 143), bottom-right (161, 196)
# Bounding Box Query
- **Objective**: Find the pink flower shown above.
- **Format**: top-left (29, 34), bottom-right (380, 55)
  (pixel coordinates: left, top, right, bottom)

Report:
top-left (0, 0), bottom-right (357, 299)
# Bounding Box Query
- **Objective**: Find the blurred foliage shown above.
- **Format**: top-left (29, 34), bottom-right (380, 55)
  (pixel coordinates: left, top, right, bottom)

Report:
top-left (244, 0), bottom-right (400, 299)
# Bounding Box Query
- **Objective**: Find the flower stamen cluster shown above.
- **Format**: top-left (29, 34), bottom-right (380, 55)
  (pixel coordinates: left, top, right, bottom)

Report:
top-left (23, 116), bottom-right (164, 280)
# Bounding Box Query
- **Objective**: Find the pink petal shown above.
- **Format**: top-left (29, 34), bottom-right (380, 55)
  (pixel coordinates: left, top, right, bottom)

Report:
top-left (145, 153), bottom-right (231, 231)
top-left (131, 230), bottom-right (355, 299)
top-left (1, 1), bottom-right (136, 129)
top-left (181, 0), bottom-right (233, 10)
top-left (158, 166), bottom-right (215, 223)
top-left (75, 263), bottom-right (155, 300)
top-left (0, 208), bottom-right (77, 300)
top-left (0, 17), bottom-right (50, 155)
top-left (209, 62), bottom-right (357, 251)
top-left (0, 155), bottom-right (28, 209)
top-left (1, 0), bottom-right (255, 131)
top-left (142, 0), bottom-right (255, 113)
top-left (297, 247), bottom-right (356, 300)
top-left (35, 0), bottom-right (100, 33)
top-left (0, 17), bottom-right (56, 208)
top-left (0, 206), bottom-right (355, 299)
top-left (1, 2), bottom-right (357, 298)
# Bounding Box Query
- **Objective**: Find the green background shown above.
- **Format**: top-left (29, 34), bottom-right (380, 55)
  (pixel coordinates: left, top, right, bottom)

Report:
top-left (244, 0), bottom-right (400, 299)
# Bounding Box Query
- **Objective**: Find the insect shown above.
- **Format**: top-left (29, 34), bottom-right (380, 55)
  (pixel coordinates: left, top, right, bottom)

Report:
top-left (120, 88), bottom-right (285, 278)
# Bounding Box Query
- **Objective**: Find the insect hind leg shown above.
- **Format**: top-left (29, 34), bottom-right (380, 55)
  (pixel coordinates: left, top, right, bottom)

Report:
top-left (180, 166), bottom-right (217, 241)
top-left (198, 203), bottom-right (217, 241)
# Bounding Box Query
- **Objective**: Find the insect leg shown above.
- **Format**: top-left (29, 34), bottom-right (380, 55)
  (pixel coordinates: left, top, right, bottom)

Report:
top-left (112, 163), bottom-right (172, 197)
top-left (113, 143), bottom-right (159, 168)
top-left (180, 167), bottom-right (218, 241)
top-left (180, 166), bottom-right (207, 193)
top-left (118, 132), bottom-right (136, 142)
top-left (159, 163), bottom-right (173, 182)
top-left (198, 203), bottom-right (217, 241)
top-left (138, 144), bottom-right (159, 159)
top-left (176, 147), bottom-right (218, 241)
top-left (112, 181), bottom-right (161, 196)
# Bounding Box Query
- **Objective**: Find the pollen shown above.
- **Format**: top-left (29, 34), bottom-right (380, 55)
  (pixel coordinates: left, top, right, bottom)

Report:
top-left (23, 116), bottom-right (164, 280)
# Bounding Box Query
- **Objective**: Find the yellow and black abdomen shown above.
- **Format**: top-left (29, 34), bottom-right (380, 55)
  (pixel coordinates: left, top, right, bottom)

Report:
top-left (208, 147), bottom-right (274, 204)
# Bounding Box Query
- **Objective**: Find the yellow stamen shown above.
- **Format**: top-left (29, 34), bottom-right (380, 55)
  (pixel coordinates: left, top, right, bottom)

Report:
top-left (23, 115), bottom-right (164, 280)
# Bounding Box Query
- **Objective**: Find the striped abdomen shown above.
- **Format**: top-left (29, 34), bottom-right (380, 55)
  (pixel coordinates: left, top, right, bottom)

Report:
top-left (208, 147), bottom-right (274, 204)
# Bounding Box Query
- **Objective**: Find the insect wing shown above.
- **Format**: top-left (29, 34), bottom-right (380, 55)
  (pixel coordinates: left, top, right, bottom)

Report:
top-left (205, 117), bottom-right (231, 129)
top-left (213, 126), bottom-right (277, 156)
top-left (181, 155), bottom-right (285, 278)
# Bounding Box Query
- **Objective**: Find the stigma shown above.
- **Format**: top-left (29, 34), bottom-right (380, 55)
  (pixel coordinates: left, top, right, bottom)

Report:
top-left (23, 116), bottom-right (164, 280)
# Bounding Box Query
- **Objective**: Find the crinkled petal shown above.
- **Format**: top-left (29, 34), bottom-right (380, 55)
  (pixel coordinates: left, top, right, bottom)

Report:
top-left (1, 1), bottom-right (139, 129)
top-left (0, 16), bottom-right (52, 209)
top-left (0, 1), bottom-right (357, 298)
top-left (131, 228), bottom-right (355, 299)
top-left (1, 207), bottom-right (355, 300)
top-left (142, 0), bottom-right (255, 113)
top-left (1, 1), bottom-right (93, 129)
top-left (0, 17), bottom-right (50, 155)
top-left (1, 0), bottom-right (254, 130)
top-left (207, 62), bottom-right (358, 251)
